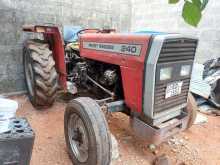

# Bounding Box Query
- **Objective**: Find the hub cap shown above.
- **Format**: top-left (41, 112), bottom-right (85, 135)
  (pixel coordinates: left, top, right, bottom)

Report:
top-left (68, 113), bottom-right (89, 163)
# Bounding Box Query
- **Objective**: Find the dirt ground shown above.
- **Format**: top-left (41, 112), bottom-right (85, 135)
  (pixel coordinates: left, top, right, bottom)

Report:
top-left (11, 95), bottom-right (220, 165)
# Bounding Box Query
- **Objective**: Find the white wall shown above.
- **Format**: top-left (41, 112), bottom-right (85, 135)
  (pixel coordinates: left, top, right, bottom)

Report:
top-left (131, 0), bottom-right (220, 63)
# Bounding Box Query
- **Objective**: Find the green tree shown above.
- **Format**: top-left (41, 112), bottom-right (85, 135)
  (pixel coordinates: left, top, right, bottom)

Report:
top-left (169, 0), bottom-right (209, 27)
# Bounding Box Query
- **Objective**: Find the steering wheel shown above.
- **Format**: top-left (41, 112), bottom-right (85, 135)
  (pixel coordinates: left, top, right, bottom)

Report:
top-left (76, 28), bottom-right (101, 38)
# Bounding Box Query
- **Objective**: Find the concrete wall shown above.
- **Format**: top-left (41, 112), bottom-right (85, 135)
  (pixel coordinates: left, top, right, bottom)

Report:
top-left (0, 0), bottom-right (218, 93)
top-left (0, 0), bottom-right (131, 93)
top-left (131, 0), bottom-right (219, 63)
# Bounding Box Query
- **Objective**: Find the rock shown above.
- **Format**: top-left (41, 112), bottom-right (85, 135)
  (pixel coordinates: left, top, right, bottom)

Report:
top-left (111, 134), bottom-right (119, 161)
top-left (169, 137), bottom-right (179, 145)
top-left (171, 148), bottom-right (178, 153)
top-left (194, 113), bottom-right (208, 125)
top-left (153, 154), bottom-right (171, 165)
top-left (179, 139), bottom-right (185, 146)
top-left (153, 149), bottom-right (159, 155)
top-left (184, 136), bottom-right (189, 140)
top-left (148, 144), bottom-right (157, 152)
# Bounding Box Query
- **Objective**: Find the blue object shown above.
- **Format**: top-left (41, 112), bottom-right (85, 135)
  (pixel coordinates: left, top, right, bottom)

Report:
top-left (63, 26), bottom-right (82, 43)
top-left (134, 29), bottom-right (168, 35)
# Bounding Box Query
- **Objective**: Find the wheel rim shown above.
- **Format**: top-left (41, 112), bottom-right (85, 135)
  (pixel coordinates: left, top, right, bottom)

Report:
top-left (25, 52), bottom-right (34, 97)
top-left (68, 113), bottom-right (89, 163)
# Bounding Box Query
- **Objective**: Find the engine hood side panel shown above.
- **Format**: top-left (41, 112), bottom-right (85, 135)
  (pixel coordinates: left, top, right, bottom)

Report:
top-left (80, 33), bottom-right (152, 113)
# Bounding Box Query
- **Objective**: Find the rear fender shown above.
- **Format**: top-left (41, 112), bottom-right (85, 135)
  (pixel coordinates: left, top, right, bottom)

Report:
top-left (23, 25), bottom-right (67, 89)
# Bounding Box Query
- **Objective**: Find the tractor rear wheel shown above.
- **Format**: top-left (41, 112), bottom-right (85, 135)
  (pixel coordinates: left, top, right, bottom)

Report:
top-left (64, 97), bottom-right (112, 165)
top-left (23, 40), bottom-right (58, 109)
top-left (185, 93), bottom-right (197, 129)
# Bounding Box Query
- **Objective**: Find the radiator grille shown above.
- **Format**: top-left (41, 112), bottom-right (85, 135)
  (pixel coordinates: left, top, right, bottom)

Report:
top-left (154, 38), bottom-right (197, 114)
top-left (154, 78), bottom-right (190, 113)
top-left (158, 38), bottom-right (197, 63)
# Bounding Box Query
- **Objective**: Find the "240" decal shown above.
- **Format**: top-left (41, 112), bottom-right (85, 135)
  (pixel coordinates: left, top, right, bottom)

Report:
top-left (83, 42), bottom-right (142, 56)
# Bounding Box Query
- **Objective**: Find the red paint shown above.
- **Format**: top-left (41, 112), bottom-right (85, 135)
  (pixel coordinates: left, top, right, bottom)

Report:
top-left (80, 33), bottom-right (151, 113)
top-left (23, 25), bottom-right (67, 89)
top-left (23, 25), bottom-right (152, 114)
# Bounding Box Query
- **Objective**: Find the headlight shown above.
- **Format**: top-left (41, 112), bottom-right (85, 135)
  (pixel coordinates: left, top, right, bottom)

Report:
top-left (180, 65), bottom-right (191, 76)
top-left (160, 67), bottom-right (172, 81)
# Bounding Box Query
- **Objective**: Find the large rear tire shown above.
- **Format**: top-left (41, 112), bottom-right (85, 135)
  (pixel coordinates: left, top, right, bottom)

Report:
top-left (64, 97), bottom-right (112, 165)
top-left (23, 40), bottom-right (58, 109)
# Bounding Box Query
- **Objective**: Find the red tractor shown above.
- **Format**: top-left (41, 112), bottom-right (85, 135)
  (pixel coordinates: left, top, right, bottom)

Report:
top-left (23, 25), bottom-right (197, 165)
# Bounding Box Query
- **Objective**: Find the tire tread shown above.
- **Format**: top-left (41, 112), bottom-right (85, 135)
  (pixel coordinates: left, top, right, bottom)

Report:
top-left (65, 97), bottom-right (112, 165)
top-left (23, 40), bottom-right (58, 109)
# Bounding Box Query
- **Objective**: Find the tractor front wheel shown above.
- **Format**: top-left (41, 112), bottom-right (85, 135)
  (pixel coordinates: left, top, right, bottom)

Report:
top-left (64, 97), bottom-right (112, 165)
top-left (23, 40), bottom-right (58, 109)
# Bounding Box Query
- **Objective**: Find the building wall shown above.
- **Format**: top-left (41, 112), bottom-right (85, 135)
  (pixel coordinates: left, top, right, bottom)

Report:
top-left (0, 0), bottom-right (132, 93)
top-left (0, 0), bottom-right (218, 93)
top-left (131, 0), bottom-right (219, 63)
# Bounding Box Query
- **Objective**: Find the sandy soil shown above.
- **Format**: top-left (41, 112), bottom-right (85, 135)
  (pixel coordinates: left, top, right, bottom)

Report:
top-left (11, 95), bottom-right (220, 165)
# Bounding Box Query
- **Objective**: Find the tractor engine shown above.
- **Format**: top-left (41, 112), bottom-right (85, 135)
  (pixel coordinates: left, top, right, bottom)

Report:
top-left (65, 52), bottom-right (122, 99)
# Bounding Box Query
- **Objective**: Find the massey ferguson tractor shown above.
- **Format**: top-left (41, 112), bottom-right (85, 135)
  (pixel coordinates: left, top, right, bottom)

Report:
top-left (22, 25), bottom-right (198, 165)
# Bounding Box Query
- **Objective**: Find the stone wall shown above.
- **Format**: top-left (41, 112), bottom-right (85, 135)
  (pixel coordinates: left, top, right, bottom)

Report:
top-left (131, 0), bottom-right (219, 63)
top-left (0, 0), bottom-right (131, 93)
top-left (0, 0), bottom-right (218, 93)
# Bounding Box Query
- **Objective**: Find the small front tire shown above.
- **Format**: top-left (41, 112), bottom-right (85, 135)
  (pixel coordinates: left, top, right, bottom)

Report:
top-left (64, 97), bottom-right (112, 165)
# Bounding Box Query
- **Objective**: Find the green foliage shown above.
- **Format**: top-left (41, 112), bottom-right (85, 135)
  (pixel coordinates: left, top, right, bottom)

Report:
top-left (182, 1), bottom-right (202, 27)
top-left (201, 0), bottom-right (209, 10)
top-left (169, 0), bottom-right (209, 27)
top-left (192, 0), bottom-right (202, 8)
top-left (169, 0), bottom-right (180, 4)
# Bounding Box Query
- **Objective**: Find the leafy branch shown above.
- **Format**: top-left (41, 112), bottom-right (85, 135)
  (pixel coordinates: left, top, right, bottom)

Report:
top-left (169, 0), bottom-right (209, 27)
